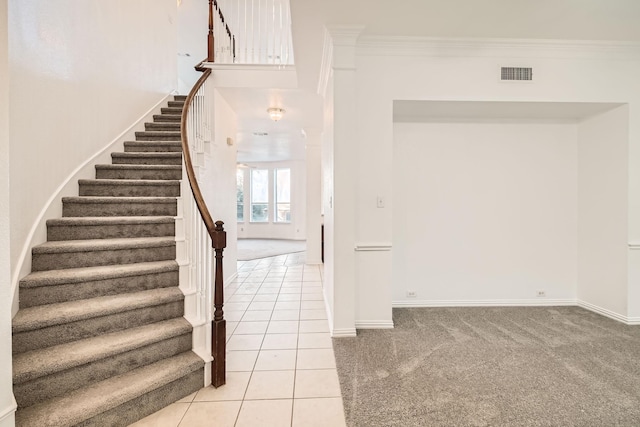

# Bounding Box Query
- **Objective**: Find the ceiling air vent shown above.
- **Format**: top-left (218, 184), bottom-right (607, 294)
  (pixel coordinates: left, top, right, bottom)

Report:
top-left (501, 67), bottom-right (533, 81)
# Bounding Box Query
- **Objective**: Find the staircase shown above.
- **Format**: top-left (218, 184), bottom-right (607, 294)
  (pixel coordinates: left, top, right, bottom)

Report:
top-left (12, 95), bottom-right (205, 426)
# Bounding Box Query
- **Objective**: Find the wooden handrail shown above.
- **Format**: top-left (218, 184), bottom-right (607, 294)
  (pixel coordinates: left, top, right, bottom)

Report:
top-left (180, 69), bottom-right (215, 236)
top-left (181, 68), bottom-right (227, 388)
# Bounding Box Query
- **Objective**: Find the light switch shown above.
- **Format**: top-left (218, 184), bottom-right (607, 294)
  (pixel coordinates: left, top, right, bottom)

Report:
top-left (377, 196), bottom-right (385, 208)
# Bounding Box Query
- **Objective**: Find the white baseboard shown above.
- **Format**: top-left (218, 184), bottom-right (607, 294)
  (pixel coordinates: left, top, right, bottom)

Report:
top-left (0, 397), bottom-right (17, 426)
top-left (393, 299), bottom-right (577, 308)
top-left (392, 299), bottom-right (640, 326)
top-left (577, 300), bottom-right (636, 325)
top-left (331, 328), bottom-right (357, 338)
top-left (355, 320), bottom-right (395, 329)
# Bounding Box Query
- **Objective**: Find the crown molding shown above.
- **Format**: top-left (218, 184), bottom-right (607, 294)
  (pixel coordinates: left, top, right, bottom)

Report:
top-left (317, 28), bottom-right (334, 97)
top-left (325, 25), bottom-right (366, 47)
top-left (357, 36), bottom-right (640, 60)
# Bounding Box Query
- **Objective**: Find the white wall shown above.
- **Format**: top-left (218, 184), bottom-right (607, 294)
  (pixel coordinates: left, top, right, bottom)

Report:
top-left (0, 0), bottom-right (16, 423)
top-left (237, 160), bottom-right (307, 241)
top-left (577, 106), bottom-right (629, 317)
top-left (9, 0), bottom-right (179, 306)
top-left (322, 34), bottom-right (640, 332)
top-left (199, 88), bottom-right (239, 282)
top-left (321, 72), bottom-right (336, 331)
top-left (177, 0), bottom-right (207, 93)
top-left (393, 122), bottom-right (578, 305)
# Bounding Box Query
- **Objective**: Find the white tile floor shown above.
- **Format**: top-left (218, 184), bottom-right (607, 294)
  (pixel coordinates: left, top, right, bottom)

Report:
top-left (131, 252), bottom-right (347, 427)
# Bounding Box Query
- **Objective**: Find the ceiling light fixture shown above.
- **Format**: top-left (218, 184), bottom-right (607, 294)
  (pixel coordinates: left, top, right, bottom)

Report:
top-left (267, 107), bottom-right (285, 122)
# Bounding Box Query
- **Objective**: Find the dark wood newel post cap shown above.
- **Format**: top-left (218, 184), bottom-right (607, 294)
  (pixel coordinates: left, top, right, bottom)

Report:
top-left (213, 221), bottom-right (226, 249)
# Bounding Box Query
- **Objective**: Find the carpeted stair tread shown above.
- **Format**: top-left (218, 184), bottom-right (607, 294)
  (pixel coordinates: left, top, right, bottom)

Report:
top-left (78, 179), bottom-right (180, 187)
top-left (135, 131), bottom-right (181, 141)
top-left (167, 101), bottom-right (184, 108)
top-left (33, 236), bottom-right (175, 255)
top-left (62, 196), bottom-right (177, 218)
top-left (47, 216), bottom-right (174, 228)
top-left (14, 351), bottom-right (204, 427)
top-left (47, 215), bottom-right (176, 240)
top-left (110, 153), bottom-right (182, 166)
top-left (20, 260), bottom-right (178, 288)
top-left (95, 164), bottom-right (181, 172)
top-left (144, 122), bottom-right (181, 131)
top-left (31, 236), bottom-right (176, 270)
top-left (94, 164), bottom-right (182, 180)
top-left (160, 107), bottom-right (183, 114)
top-left (12, 287), bottom-right (184, 333)
top-left (78, 178), bottom-right (180, 189)
top-left (173, 95), bottom-right (187, 101)
top-left (78, 179), bottom-right (180, 197)
top-left (13, 318), bottom-right (192, 384)
top-left (124, 141), bottom-right (182, 152)
top-left (62, 196), bottom-right (177, 205)
top-left (152, 114), bottom-right (181, 123)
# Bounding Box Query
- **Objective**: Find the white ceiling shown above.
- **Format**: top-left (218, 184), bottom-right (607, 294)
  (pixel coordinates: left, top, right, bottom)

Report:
top-left (218, 1), bottom-right (640, 163)
top-left (290, 0), bottom-right (640, 91)
top-left (217, 87), bottom-right (323, 163)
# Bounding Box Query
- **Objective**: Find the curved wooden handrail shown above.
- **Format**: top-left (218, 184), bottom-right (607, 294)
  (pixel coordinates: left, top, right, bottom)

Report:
top-left (181, 66), bottom-right (227, 387)
top-left (180, 68), bottom-right (215, 239)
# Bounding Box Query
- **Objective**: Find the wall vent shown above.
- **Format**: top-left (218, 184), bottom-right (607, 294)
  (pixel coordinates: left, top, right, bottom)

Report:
top-left (501, 67), bottom-right (533, 81)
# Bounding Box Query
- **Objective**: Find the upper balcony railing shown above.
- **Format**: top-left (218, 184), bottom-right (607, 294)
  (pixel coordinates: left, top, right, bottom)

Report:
top-left (208, 0), bottom-right (294, 65)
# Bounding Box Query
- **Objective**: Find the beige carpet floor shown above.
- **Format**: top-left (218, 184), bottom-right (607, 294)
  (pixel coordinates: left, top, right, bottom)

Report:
top-left (333, 306), bottom-right (640, 427)
top-left (237, 238), bottom-right (306, 261)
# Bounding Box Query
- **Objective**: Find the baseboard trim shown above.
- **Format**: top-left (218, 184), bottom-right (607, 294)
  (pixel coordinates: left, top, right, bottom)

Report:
top-left (10, 93), bottom-right (174, 318)
top-left (576, 300), bottom-right (634, 325)
top-left (0, 397), bottom-right (17, 425)
top-left (393, 299), bottom-right (576, 308)
top-left (331, 328), bottom-right (357, 338)
top-left (355, 321), bottom-right (395, 329)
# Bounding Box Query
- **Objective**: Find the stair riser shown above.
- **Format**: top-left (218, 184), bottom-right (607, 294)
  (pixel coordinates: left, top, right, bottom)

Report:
top-left (167, 101), bottom-right (185, 108)
top-left (63, 201), bottom-right (177, 217)
top-left (31, 244), bottom-right (176, 272)
top-left (135, 132), bottom-right (181, 142)
top-left (174, 95), bottom-right (187, 102)
top-left (153, 114), bottom-right (181, 123)
top-left (19, 270), bottom-right (178, 308)
top-left (111, 156), bottom-right (182, 166)
top-left (15, 334), bottom-right (192, 408)
top-left (79, 368), bottom-right (203, 427)
top-left (12, 300), bottom-right (184, 354)
top-left (145, 123), bottom-right (181, 131)
top-left (160, 107), bottom-right (183, 115)
top-left (124, 142), bottom-right (182, 152)
top-left (47, 222), bottom-right (175, 241)
top-left (96, 167), bottom-right (182, 180)
top-left (79, 183), bottom-right (180, 197)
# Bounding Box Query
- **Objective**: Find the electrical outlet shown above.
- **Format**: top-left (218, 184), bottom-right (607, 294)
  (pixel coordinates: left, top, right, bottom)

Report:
top-left (536, 290), bottom-right (546, 297)
top-left (377, 196), bottom-right (385, 208)
top-left (406, 290), bottom-right (417, 298)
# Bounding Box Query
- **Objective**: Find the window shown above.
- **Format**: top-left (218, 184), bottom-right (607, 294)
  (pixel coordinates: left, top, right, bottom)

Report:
top-left (236, 168), bottom-right (244, 222)
top-left (274, 168), bottom-right (291, 222)
top-left (250, 169), bottom-right (269, 222)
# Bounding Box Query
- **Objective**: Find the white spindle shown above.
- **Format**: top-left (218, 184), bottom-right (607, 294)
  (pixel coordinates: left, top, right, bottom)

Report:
top-left (210, 0), bottom-right (293, 65)
top-left (182, 71), bottom-right (215, 329)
